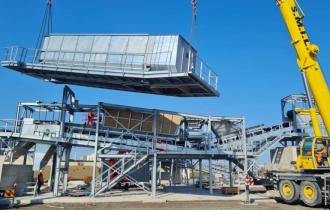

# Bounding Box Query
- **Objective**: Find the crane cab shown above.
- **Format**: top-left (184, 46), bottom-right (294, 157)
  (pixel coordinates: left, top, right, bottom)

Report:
top-left (296, 137), bottom-right (330, 170)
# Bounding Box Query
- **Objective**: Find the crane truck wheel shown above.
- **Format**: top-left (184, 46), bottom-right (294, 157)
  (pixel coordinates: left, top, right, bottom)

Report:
top-left (278, 180), bottom-right (300, 204)
top-left (300, 181), bottom-right (322, 207)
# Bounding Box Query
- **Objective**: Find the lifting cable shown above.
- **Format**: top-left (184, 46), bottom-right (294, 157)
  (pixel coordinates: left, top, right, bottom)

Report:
top-left (294, 0), bottom-right (305, 18)
top-left (189, 0), bottom-right (199, 53)
top-left (35, 0), bottom-right (53, 49)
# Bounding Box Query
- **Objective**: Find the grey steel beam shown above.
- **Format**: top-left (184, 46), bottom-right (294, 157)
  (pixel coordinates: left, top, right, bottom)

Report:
top-left (208, 158), bottom-right (213, 195)
top-left (152, 110), bottom-right (158, 151)
top-left (63, 146), bottom-right (71, 194)
top-left (91, 103), bottom-right (100, 197)
top-left (53, 145), bottom-right (62, 196)
top-left (158, 161), bottom-right (162, 186)
top-left (242, 118), bottom-right (251, 204)
top-left (199, 159), bottom-right (202, 189)
top-left (229, 158), bottom-right (233, 187)
top-left (170, 159), bottom-right (174, 186)
top-left (191, 159), bottom-right (195, 186)
top-left (151, 152), bottom-right (157, 198)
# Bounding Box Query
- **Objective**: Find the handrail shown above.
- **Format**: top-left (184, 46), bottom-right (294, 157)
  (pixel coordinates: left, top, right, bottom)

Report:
top-left (220, 122), bottom-right (294, 142)
top-left (220, 122), bottom-right (298, 155)
top-left (94, 150), bottom-right (147, 195)
top-left (0, 119), bottom-right (21, 133)
top-left (1, 46), bottom-right (219, 91)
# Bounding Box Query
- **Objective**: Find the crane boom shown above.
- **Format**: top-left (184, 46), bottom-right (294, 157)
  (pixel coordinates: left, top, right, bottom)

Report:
top-left (276, 0), bottom-right (330, 136)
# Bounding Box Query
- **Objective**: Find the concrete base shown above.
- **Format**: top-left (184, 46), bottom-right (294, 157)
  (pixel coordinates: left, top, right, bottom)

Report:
top-left (0, 164), bottom-right (33, 196)
top-left (0, 188), bottom-right (276, 206)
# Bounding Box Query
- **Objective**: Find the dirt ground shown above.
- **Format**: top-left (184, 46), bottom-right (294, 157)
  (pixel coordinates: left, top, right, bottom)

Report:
top-left (0, 200), bottom-right (322, 210)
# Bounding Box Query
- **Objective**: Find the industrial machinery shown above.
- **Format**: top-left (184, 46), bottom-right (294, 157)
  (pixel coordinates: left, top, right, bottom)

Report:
top-left (0, 0), bottom-right (330, 205)
top-left (274, 0), bottom-right (330, 207)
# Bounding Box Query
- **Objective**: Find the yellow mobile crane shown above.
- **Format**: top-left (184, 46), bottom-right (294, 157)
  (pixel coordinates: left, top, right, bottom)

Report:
top-left (273, 0), bottom-right (330, 207)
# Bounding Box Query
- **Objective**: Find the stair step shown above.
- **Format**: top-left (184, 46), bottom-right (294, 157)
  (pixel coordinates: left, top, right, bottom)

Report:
top-left (24, 192), bottom-right (35, 195)
top-left (94, 154), bottom-right (148, 196)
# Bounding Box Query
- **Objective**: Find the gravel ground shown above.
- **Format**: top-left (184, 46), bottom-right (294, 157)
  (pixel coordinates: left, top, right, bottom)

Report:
top-left (0, 200), bottom-right (320, 210)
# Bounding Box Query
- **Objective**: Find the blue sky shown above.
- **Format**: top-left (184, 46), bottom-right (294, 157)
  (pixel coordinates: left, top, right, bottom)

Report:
top-left (1, 0), bottom-right (330, 129)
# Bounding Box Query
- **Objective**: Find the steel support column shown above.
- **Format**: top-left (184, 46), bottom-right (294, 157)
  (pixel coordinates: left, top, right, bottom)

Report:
top-left (191, 159), bottom-right (195, 186)
top-left (158, 161), bottom-right (162, 185)
top-left (151, 109), bottom-right (158, 198)
top-left (63, 146), bottom-right (71, 193)
top-left (199, 159), bottom-right (202, 189)
top-left (151, 152), bottom-right (157, 198)
top-left (91, 103), bottom-right (101, 197)
top-left (49, 153), bottom-right (56, 189)
top-left (23, 153), bottom-right (27, 165)
top-left (9, 141), bottom-right (15, 165)
top-left (229, 158), bottom-right (233, 187)
top-left (209, 159), bottom-right (213, 195)
top-left (242, 118), bottom-right (250, 204)
top-left (53, 145), bottom-right (62, 196)
top-left (208, 116), bottom-right (213, 194)
top-left (184, 162), bottom-right (189, 186)
top-left (14, 102), bottom-right (20, 133)
top-left (170, 159), bottom-right (174, 186)
top-left (208, 116), bottom-right (212, 150)
top-left (152, 110), bottom-right (158, 151)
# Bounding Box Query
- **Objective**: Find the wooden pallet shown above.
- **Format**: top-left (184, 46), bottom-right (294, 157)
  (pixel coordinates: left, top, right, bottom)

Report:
top-left (222, 187), bottom-right (239, 195)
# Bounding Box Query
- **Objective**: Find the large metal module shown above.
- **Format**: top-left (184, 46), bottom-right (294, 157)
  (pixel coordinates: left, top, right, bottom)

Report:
top-left (1, 34), bottom-right (219, 97)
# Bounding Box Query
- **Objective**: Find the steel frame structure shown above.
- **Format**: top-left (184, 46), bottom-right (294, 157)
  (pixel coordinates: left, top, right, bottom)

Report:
top-left (0, 87), bottom-right (311, 199)
top-left (0, 86), bottom-right (247, 197)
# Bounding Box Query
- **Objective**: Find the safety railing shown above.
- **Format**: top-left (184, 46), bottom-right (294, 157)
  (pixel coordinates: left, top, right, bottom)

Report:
top-left (1, 116), bottom-right (228, 157)
top-left (94, 153), bottom-right (126, 193)
top-left (65, 124), bottom-right (162, 151)
top-left (65, 122), bottom-right (215, 155)
top-left (193, 56), bottom-right (218, 91)
top-left (220, 122), bottom-right (296, 155)
top-left (94, 150), bottom-right (148, 196)
top-left (2, 47), bottom-right (173, 71)
top-left (0, 119), bottom-right (20, 133)
top-left (0, 119), bottom-right (63, 139)
top-left (65, 124), bottom-right (194, 153)
top-left (221, 122), bottom-right (293, 143)
top-left (0, 119), bottom-right (22, 155)
top-left (1, 46), bottom-right (219, 91)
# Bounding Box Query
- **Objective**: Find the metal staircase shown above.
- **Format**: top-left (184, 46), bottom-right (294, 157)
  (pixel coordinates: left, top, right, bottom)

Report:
top-left (220, 122), bottom-right (298, 157)
top-left (7, 141), bottom-right (34, 162)
top-left (33, 144), bottom-right (56, 171)
top-left (217, 122), bottom-right (300, 178)
top-left (23, 180), bottom-right (37, 196)
top-left (253, 135), bottom-right (289, 157)
top-left (94, 150), bottom-right (149, 197)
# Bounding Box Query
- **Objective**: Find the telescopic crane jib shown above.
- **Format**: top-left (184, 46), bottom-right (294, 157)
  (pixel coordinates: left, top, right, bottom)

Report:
top-left (276, 0), bottom-right (330, 137)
